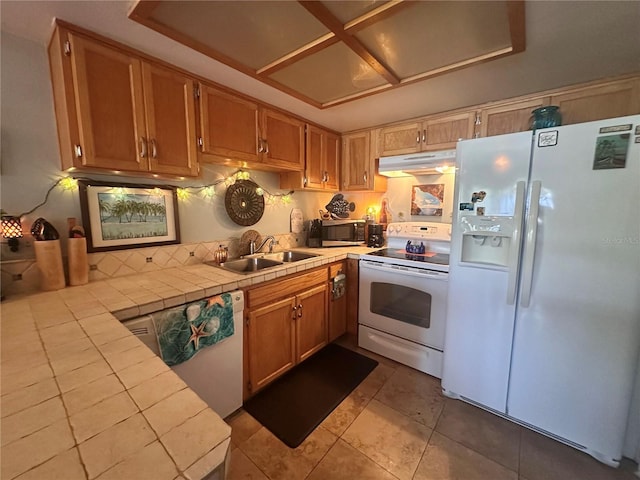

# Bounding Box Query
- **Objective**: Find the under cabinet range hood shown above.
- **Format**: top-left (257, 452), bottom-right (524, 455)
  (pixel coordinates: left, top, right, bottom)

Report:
top-left (378, 150), bottom-right (456, 177)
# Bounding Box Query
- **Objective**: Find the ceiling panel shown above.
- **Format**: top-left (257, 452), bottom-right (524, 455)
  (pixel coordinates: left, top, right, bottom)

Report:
top-left (322, 0), bottom-right (390, 24)
top-left (269, 41), bottom-right (387, 104)
top-left (354, 1), bottom-right (512, 79)
top-left (151, 0), bottom-right (330, 70)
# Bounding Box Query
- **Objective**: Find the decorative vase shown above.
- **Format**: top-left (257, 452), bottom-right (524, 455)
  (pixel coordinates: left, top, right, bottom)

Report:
top-left (530, 106), bottom-right (562, 130)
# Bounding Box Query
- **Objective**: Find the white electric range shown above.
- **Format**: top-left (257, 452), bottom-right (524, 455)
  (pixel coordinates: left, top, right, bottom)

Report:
top-left (358, 221), bottom-right (451, 378)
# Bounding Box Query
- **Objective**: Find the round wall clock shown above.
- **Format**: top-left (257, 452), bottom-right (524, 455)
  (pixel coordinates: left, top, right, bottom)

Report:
top-left (224, 180), bottom-right (265, 226)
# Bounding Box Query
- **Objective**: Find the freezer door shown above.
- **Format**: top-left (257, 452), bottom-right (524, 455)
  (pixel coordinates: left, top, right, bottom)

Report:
top-left (442, 132), bottom-right (531, 412)
top-left (507, 115), bottom-right (640, 464)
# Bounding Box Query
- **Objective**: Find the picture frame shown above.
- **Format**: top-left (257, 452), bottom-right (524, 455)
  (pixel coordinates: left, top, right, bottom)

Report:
top-left (78, 180), bottom-right (180, 253)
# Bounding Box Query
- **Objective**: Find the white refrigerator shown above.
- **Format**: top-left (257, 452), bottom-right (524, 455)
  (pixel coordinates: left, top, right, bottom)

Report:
top-left (442, 115), bottom-right (640, 467)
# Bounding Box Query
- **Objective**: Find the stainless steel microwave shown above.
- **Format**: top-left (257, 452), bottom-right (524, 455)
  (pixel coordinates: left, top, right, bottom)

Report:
top-left (321, 219), bottom-right (365, 247)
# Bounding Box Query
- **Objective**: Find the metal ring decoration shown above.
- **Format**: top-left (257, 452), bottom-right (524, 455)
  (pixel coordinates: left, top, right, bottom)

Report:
top-left (224, 180), bottom-right (265, 226)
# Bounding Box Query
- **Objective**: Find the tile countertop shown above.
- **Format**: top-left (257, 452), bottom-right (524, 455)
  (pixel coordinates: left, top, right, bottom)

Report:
top-left (0, 247), bottom-right (370, 480)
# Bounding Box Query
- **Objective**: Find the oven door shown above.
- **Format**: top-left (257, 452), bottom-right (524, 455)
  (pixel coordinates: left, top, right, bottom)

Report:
top-left (358, 259), bottom-right (448, 350)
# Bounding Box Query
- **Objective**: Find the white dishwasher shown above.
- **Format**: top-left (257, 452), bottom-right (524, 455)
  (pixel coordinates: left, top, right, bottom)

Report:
top-left (123, 290), bottom-right (243, 419)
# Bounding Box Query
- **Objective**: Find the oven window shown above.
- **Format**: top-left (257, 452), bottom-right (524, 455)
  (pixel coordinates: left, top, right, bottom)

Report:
top-left (370, 282), bottom-right (431, 328)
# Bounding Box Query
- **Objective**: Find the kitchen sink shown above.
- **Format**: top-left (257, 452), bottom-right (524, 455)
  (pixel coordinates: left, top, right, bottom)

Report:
top-left (262, 251), bottom-right (320, 263)
top-left (205, 250), bottom-right (320, 274)
top-left (206, 257), bottom-right (283, 274)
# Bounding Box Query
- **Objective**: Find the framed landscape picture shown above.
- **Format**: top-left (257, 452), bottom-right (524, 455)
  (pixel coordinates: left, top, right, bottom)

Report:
top-left (79, 180), bottom-right (180, 252)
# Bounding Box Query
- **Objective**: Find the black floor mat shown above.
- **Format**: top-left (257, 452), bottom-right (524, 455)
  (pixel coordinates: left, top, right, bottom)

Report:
top-left (243, 343), bottom-right (378, 448)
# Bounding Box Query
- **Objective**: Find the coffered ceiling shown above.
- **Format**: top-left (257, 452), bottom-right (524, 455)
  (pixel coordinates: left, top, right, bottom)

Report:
top-left (1, 1), bottom-right (639, 132)
top-left (130, 1), bottom-right (524, 108)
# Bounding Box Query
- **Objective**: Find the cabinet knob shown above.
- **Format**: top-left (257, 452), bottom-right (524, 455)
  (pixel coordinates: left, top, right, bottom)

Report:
top-left (298, 304), bottom-right (303, 318)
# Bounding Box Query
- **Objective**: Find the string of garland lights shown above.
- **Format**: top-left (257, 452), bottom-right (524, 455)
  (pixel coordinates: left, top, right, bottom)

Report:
top-left (175, 170), bottom-right (294, 205)
top-left (5, 170), bottom-right (294, 220)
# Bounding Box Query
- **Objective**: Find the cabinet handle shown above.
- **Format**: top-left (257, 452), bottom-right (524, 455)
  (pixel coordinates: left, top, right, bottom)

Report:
top-left (258, 138), bottom-right (264, 153)
top-left (74, 144), bottom-right (83, 158)
top-left (416, 131), bottom-right (420, 144)
top-left (264, 140), bottom-right (270, 154)
top-left (140, 137), bottom-right (148, 158)
top-left (422, 129), bottom-right (426, 143)
top-left (363, 171), bottom-right (368, 184)
top-left (298, 303), bottom-right (303, 318)
top-left (150, 139), bottom-right (158, 158)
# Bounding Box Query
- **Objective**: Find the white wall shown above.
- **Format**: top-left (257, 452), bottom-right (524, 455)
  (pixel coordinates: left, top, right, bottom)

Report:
top-left (0, 32), bottom-right (383, 261)
top-left (384, 173), bottom-right (455, 224)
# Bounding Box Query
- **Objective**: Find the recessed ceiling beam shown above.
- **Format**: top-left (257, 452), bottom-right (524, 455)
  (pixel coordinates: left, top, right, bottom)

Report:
top-left (344, 0), bottom-right (413, 34)
top-left (507, 0), bottom-right (526, 53)
top-left (257, 33), bottom-right (339, 76)
top-left (298, 0), bottom-right (401, 86)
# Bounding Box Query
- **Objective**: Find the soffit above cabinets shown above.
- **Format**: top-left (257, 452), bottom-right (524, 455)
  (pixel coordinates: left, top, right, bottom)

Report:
top-left (129, 0), bottom-right (524, 109)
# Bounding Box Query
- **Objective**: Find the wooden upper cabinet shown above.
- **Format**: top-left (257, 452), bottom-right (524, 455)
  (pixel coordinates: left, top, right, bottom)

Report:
top-left (424, 112), bottom-right (476, 150)
top-left (260, 108), bottom-right (305, 171)
top-left (304, 125), bottom-right (325, 189)
top-left (279, 125), bottom-right (340, 191)
top-left (550, 79), bottom-right (640, 125)
top-left (342, 130), bottom-right (386, 192)
top-left (342, 131), bottom-right (370, 190)
top-left (142, 63), bottom-right (199, 177)
top-left (324, 131), bottom-right (340, 191)
top-left (49, 27), bottom-right (199, 177)
top-left (379, 112), bottom-right (475, 156)
top-left (379, 121), bottom-right (423, 156)
top-left (67, 34), bottom-right (148, 172)
top-left (198, 84), bottom-right (260, 163)
top-left (479, 98), bottom-right (546, 137)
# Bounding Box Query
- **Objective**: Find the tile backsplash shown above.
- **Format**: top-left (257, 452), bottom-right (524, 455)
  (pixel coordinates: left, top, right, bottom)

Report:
top-left (1, 233), bottom-right (304, 298)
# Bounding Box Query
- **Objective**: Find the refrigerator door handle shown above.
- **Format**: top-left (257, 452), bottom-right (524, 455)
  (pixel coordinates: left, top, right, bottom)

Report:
top-left (520, 180), bottom-right (542, 308)
top-left (506, 181), bottom-right (526, 305)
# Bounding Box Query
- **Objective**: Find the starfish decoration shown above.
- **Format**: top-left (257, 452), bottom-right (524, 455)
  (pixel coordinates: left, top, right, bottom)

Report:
top-left (188, 322), bottom-right (211, 350)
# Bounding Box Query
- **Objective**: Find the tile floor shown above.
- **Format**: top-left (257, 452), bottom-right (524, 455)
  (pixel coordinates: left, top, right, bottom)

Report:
top-left (225, 337), bottom-right (639, 480)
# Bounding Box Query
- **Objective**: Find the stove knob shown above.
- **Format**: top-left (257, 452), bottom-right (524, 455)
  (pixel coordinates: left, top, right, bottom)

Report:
top-left (388, 225), bottom-right (397, 234)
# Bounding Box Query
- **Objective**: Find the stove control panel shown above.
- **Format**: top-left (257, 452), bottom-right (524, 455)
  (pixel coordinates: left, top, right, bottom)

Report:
top-left (386, 222), bottom-right (451, 241)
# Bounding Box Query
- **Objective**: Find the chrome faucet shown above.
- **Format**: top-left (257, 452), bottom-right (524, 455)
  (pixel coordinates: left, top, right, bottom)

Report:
top-left (250, 236), bottom-right (276, 254)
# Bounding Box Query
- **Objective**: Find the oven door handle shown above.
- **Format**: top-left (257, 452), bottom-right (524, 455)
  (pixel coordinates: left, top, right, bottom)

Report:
top-left (360, 261), bottom-right (448, 280)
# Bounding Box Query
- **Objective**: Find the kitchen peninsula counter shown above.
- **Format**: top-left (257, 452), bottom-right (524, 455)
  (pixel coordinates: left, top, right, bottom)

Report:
top-left (0, 247), bottom-right (369, 480)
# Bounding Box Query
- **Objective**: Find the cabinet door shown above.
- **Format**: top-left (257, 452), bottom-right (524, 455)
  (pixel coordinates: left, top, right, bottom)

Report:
top-left (479, 98), bottom-right (546, 137)
top-left (142, 63), bottom-right (199, 177)
top-left (346, 258), bottom-right (359, 335)
top-left (261, 108), bottom-right (305, 171)
top-left (550, 79), bottom-right (640, 125)
top-left (328, 262), bottom-right (347, 342)
top-left (199, 84), bottom-right (260, 163)
top-left (424, 112), bottom-right (475, 150)
top-left (248, 297), bottom-right (297, 394)
top-left (379, 121), bottom-right (422, 156)
top-left (69, 34), bottom-right (148, 172)
top-left (296, 284), bottom-right (328, 363)
top-left (305, 125), bottom-right (325, 189)
top-left (324, 131), bottom-right (340, 191)
top-left (342, 131), bottom-right (371, 190)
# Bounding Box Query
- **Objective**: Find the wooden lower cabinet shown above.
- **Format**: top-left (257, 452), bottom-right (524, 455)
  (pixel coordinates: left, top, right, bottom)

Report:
top-left (244, 268), bottom-right (328, 399)
top-left (247, 297), bottom-right (297, 394)
top-left (328, 261), bottom-right (347, 342)
top-left (346, 258), bottom-right (359, 336)
top-left (296, 284), bottom-right (329, 362)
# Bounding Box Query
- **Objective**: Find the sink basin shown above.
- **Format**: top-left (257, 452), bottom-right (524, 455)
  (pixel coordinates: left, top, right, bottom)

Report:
top-left (263, 251), bottom-right (320, 263)
top-left (207, 257), bottom-right (282, 274)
